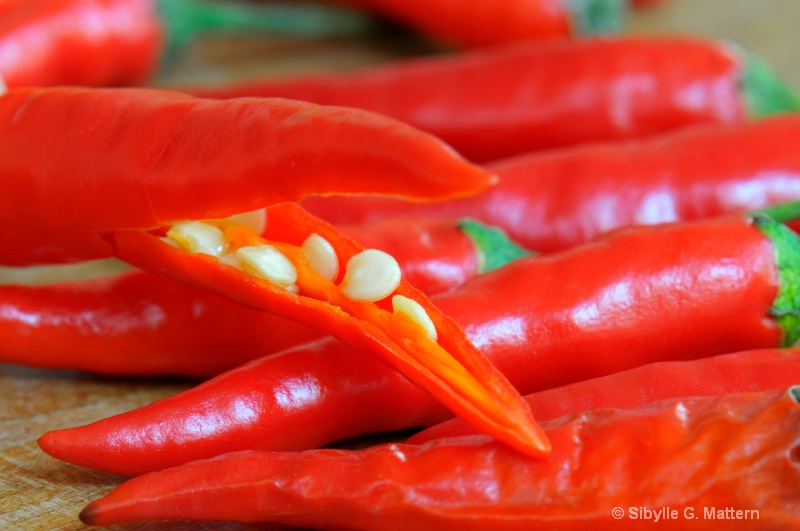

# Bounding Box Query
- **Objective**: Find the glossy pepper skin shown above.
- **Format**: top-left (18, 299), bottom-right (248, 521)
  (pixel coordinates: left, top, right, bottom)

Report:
top-left (303, 115), bottom-right (800, 253)
top-left (410, 347), bottom-right (800, 443)
top-left (78, 387), bottom-right (800, 529)
top-left (0, 86), bottom-right (494, 266)
top-left (181, 37), bottom-right (798, 162)
top-left (327, 0), bottom-right (627, 48)
top-left (1, 86), bottom-right (549, 458)
top-left (39, 213), bottom-right (800, 475)
top-left (0, 218), bottom-right (528, 378)
top-left (0, 0), bottom-right (163, 88)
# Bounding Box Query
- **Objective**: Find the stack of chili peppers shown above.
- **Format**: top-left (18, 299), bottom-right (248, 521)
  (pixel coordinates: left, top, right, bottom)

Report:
top-left (1, 0), bottom-right (800, 528)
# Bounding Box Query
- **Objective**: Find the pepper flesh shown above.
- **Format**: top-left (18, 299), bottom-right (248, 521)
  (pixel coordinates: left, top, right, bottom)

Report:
top-left (78, 387), bottom-right (800, 529)
top-left (0, 218), bottom-right (527, 377)
top-left (38, 214), bottom-right (797, 475)
top-left (303, 115), bottom-right (800, 252)
top-left (179, 37), bottom-right (792, 162)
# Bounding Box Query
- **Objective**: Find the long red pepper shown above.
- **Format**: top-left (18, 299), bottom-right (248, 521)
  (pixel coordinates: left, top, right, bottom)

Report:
top-left (0, 86), bottom-right (494, 266)
top-left (409, 347), bottom-right (800, 443)
top-left (180, 37), bottom-right (800, 162)
top-left (1, 86), bottom-right (549, 458)
top-left (39, 212), bottom-right (800, 475)
top-left (326, 0), bottom-right (627, 48)
top-left (78, 387), bottom-right (800, 529)
top-left (0, 218), bottom-right (528, 377)
top-left (303, 115), bottom-right (800, 252)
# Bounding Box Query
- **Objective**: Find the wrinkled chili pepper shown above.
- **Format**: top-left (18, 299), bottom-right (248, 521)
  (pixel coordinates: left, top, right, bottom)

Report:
top-left (0, 0), bottom-right (376, 89)
top-left (39, 211), bottom-right (800, 475)
top-left (78, 387), bottom-right (800, 529)
top-left (0, 85), bottom-right (548, 458)
top-left (410, 347), bottom-right (800, 443)
top-left (0, 218), bottom-right (529, 378)
top-left (303, 115), bottom-right (800, 252)
top-left (179, 36), bottom-right (800, 162)
top-left (325, 0), bottom-right (627, 48)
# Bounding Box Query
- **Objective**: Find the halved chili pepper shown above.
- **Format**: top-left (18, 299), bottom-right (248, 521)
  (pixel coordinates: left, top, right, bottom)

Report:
top-left (0, 0), bottom-right (377, 89)
top-left (409, 347), bottom-right (800, 443)
top-left (78, 387), bottom-right (800, 529)
top-left (324, 0), bottom-right (628, 48)
top-left (0, 85), bottom-right (548, 458)
top-left (0, 218), bottom-right (529, 378)
top-left (302, 115), bottom-right (800, 252)
top-left (178, 36), bottom-right (800, 162)
top-left (38, 210), bottom-right (800, 475)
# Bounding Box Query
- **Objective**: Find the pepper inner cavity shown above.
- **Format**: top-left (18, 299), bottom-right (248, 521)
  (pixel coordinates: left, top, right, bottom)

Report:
top-left (163, 216), bottom-right (437, 341)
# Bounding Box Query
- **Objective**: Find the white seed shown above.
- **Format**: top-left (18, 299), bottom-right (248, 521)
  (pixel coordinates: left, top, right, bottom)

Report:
top-left (166, 222), bottom-right (228, 257)
top-left (301, 233), bottom-right (339, 282)
top-left (392, 295), bottom-right (437, 342)
top-left (339, 249), bottom-right (401, 302)
top-left (215, 209), bottom-right (267, 235)
top-left (235, 245), bottom-right (298, 288)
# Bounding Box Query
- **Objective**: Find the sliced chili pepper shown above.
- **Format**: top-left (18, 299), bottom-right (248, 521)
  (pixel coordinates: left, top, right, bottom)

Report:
top-left (78, 387), bottom-right (800, 529)
top-left (0, 218), bottom-right (529, 378)
top-left (409, 347), bottom-right (800, 443)
top-left (0, 0), bottom-right (377, 89)
top-left (303, 115), bottom-right (800, 252)
top-left (39, 211), bottom-right (800, 475)
top-left (326, 0), bottom-right (627, 48)
top-left (0, 86), bottom-right (549, 457)
top-left (180, 37), bottom-right (799, 162)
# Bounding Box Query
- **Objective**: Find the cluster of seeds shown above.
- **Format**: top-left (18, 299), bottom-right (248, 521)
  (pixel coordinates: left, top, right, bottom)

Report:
top-left (164, 215), bottom-right (438, 341)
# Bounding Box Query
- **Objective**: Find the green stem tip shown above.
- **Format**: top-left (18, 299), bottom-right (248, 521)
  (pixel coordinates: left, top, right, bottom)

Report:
top-left (568, 0), bottom-right (629, 36)
top-left (458, 219), bottom-right (534, 274)
top-left (753, 214), bottom-right (800, 346)
top-left (738, 46), bottom-right (800, 117)
top-left (158, 0), bottom-right (380, 54)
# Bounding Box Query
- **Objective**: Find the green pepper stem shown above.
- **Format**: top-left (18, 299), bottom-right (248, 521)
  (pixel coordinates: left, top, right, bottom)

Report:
top-left (158, 0), bottom-right (380, 54)
top-left (737, 46), bottom-right (800, 117)
top-left (753, 215), bottom-right (800, 346)
top-left (749, 200), bottom-right (800, 224)
top-left (567, 0), bottom-right (628, 36)
top-left (458, 219), bottom-right (534, 274)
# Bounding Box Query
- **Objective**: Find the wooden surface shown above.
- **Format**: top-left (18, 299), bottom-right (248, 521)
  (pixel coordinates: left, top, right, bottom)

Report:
top-left (3, 0), bottom-right (800, 529)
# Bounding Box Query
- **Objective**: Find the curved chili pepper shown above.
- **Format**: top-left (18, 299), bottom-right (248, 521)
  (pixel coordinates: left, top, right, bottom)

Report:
top-left (180, 37), bottom-right (799, 162)
top-left (302, 115), bottom-right (800, 252)
top-left (78, 387), bottom-right (800, 529)
top-left (39, 211), bottom-right (800, 475)
top-left (1, 86), bottom-right (548, 457)
top-left (326, 0), bottom-right (627, 48)
top-left (0, 218), bottom-right (529, 378)
top-left (0, 0), bottom-right (377, 89)
top-left (409, 347), bottom-right (800, 443)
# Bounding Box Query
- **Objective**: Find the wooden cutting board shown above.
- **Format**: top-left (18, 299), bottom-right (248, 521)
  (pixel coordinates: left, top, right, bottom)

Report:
top-left (3, 0), bottom-right (800, 529)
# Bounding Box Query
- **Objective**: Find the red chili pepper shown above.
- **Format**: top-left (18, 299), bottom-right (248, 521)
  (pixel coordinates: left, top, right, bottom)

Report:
top-left (180, 37), bottom-right (799, 162)
top-left (0, 0), bottom-right (377, 89)
top-left (0, 218), bottom-right (528, 377)
top-left (78, 386), bottom-right (800, 529)
top-left (303, 115), bottom-right (800, 252)
top-left (409, 347), bottom-right (800, 443)
top-left (38, 212), bottom-right (800, 475)
top-left (326, 0), bottom-right (627, 48)
top-left (1, 86), bottom-right (548, 458)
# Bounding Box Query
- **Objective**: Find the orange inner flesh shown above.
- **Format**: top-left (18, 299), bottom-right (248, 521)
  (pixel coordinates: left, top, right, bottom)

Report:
top-left (219, 223), bottom-right (506, 418)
